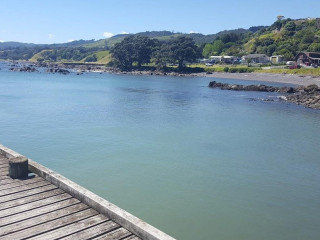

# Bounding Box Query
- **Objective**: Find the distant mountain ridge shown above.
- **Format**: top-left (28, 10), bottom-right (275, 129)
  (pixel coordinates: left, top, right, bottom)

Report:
top-left (0, 17), bottom-right (319, 63)
top-left (0, 28), bottom-right (261, 50)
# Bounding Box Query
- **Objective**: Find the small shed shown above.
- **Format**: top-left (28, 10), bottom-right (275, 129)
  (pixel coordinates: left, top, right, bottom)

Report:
top-left (270, 55), bottom-right (284, 64)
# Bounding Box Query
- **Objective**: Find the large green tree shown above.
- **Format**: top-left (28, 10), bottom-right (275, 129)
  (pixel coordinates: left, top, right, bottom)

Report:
top-left (154, 36), bottom-right (200, 70)
top-left (111, 35), bottom-right (156, 70)
top-left (169, 36), bottom-right (200, 69)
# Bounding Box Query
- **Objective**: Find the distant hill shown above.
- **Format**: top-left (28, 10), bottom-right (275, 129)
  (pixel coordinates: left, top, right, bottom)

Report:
top-left (0, 41), bottom-right (37, 50)
top-left (0, 18), bottom-right (319, 63)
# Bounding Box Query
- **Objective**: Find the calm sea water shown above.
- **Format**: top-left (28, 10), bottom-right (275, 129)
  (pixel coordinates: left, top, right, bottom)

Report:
top-left (0, 63), bottom-right (320, 240)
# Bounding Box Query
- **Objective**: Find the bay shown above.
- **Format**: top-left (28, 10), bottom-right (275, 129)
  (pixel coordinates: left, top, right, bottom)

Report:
top-left (0, 65), bottom-right (319, 240)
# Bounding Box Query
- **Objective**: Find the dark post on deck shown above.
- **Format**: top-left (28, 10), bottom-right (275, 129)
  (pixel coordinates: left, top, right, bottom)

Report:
top-left (9, 156), bottom-right (28, 179)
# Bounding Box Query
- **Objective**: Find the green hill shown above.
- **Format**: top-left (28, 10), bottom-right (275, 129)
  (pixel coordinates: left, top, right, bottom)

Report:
top-left (0, 17), bottom-right (319, 63)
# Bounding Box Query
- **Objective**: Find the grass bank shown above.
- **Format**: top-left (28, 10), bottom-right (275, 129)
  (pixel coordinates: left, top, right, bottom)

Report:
top-left (256, 68), bottom-right (320, 76)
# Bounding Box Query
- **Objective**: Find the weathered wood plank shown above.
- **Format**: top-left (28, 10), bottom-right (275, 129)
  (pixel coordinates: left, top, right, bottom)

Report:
top-left (60, 221), bottom-right (121, 240)
top-left (0, 197), bottom-right (81, 227)
top-left (0, 203), bottom-right (89, 237)
top-left (0, 192), bottom-right (72, 218)
top-left (0, 159), bottom-right (9, 164)
top-left (0, 176), bottom-right (10, 181)
top-left (28, 214), bottom-right (109, 240)
top-left (122, 235), bottom-right (142, 240)
top-left (0, 177), bottom-right (42, 191)
top-left (0, 165), bottom-right (8, 170)
top-left (0, 177), bottom-right (37, 185)
top-left (0, 180), bottom-right (51, 197)
top-left (1, 208), bottom-right (98, 240)
top-left (0, 184), bottom-right (57, 204)
top-left (0, 188), bottom-right (64, 211)
top-left (91, 227), bottom-right (133, 240)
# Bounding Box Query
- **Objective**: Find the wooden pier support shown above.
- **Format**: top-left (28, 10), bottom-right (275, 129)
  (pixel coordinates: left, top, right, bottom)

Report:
top-left (9, 156), bottom-right (28, 179)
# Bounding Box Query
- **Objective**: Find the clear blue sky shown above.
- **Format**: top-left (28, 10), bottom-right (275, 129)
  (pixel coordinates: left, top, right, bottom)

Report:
top-left (1, 0), bottom-right (320, 44)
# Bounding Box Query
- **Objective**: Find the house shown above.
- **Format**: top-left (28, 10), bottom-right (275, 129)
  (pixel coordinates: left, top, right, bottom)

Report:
top-left (242, 54), bottom-right (270, 64)
top-left (221, 56), bottom-right (238, 64)
top-left (270, 55), bottom-right (284, 64)
top-left (296, 52), bottom-right (320, 66)
top-left (199, 58), bottom-right (215, 64)
top-left (209, 56), bottom-right (238, 64)
top-left (209, 56), bottom-right (223, 62)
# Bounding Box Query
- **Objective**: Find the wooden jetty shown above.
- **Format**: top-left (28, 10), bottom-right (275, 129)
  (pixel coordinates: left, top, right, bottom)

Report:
top-left (0, 144), bottom-right (175, 240)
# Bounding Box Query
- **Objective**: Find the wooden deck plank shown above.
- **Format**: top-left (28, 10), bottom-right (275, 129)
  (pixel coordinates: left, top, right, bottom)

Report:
top-left (1, 208), bottom-right (98, 240)
top-left (0, 152), bottom-right (160, 240)
top-left (60, 221), bottom-right (121, 240)
top-left (0, 176), bottom-right (38, 185)
top-left (0, 192), bottom-right (72, 218)
top-left (0, 188), bottom-right (64, 211)
top-left (91, 227), bottom-right (133, 240)
top-left (0, 176), bottom-right (10, 181)
top-left (0, 177), bottom-right (43, 191)
top-left (122, 235), bottom-right (142, 240)
top-left (0, 165), bottom-right (7, 170)
top-left (28, 214), bottom-right (109, 240)
top-left (0, 159), bottom-right (8, 164)
top-left (0, 184), bottom-right (58, 204)
top-left (0, 203), bottom-right (89, 237)
top-left (0, 197), bottom-right (80, 227)
top-left (0, 180), bottom-right (51, 197)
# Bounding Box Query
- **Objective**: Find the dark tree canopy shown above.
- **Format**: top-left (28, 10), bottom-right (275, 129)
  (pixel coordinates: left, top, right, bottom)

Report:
top-left (171, 36), bottom-right (201, 69)
top-left (154, 36), bottom-right (200, 70)
top-left (110, 35), bottom-right (156, 70)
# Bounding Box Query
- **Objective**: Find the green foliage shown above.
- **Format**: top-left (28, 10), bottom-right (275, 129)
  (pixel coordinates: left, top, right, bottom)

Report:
top-left (154, 36), bottom-right (200, 70)
top-left (211, 40), bottom-right (224, 55)
top-left (84, 54), bottom-right (97, 62)
top-left (301, 31), bottom-right (315, 44)
top-left (309, 43), bottom-right (320, 52)
top-left (202, 43), bottom-right (214, 58)
top-left (1, 17), bottom-right (320, 65)
top-left (285, 21), bottom-right (296, 32)
top-left (110, 35), bottom-right (157, 70)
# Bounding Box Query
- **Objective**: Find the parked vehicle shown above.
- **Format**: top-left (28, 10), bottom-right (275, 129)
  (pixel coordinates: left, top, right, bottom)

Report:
top-left (286, 61), bottom-right (295, 65)
top-left (288, 65), bottom-right (301, 69)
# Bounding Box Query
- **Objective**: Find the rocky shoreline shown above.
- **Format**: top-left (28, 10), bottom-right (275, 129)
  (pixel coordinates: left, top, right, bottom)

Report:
top-left (4, 61), bottom-right (320, 109)
top-left (208, 81), bottom-right (320, 109)
top-left (5, 61), bottom-right (320, 86)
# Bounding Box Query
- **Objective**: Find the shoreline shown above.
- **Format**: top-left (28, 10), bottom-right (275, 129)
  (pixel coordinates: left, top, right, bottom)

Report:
top-left (101, 70), bottom-right (320, 87)
top-left (196, 72), bottom-right (320, 87)
top-left (4, 61), bottom-right (320, 87)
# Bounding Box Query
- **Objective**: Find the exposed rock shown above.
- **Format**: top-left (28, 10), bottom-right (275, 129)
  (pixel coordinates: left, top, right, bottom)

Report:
top-left (208, 81), bottom-right (320, 110)
top-left (47, 68), bottom-right (70, 74)
top-left (9, 65), bottom-right (37, 72)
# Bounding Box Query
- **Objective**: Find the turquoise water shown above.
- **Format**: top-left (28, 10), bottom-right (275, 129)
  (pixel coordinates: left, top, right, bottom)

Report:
top-left (0, 66), bottom-right (320, 240)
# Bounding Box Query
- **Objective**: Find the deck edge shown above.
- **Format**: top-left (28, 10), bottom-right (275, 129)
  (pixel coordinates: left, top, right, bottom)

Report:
top-left (0, 144), bottom-right (175, 240)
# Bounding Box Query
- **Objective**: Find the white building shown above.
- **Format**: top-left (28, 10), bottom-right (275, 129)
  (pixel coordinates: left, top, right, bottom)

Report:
top-left (242, 54), bottom-right (270, 63)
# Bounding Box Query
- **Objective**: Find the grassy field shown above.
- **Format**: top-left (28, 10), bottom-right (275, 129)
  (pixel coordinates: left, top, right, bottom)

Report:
top-left (29, 50), bottom-right (53, 62)
top-left (81, 50), bottom-right (112, 64)
top-left (190, 64), bottom-right (320, 76)
top-left (188, 64), bottom-right (259, 73)
top-left (256, 68), bottom-right (320, 76)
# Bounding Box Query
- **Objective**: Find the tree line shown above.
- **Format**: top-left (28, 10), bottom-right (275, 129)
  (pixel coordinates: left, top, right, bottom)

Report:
top-left (110, 35), bottom-right (201, 70)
